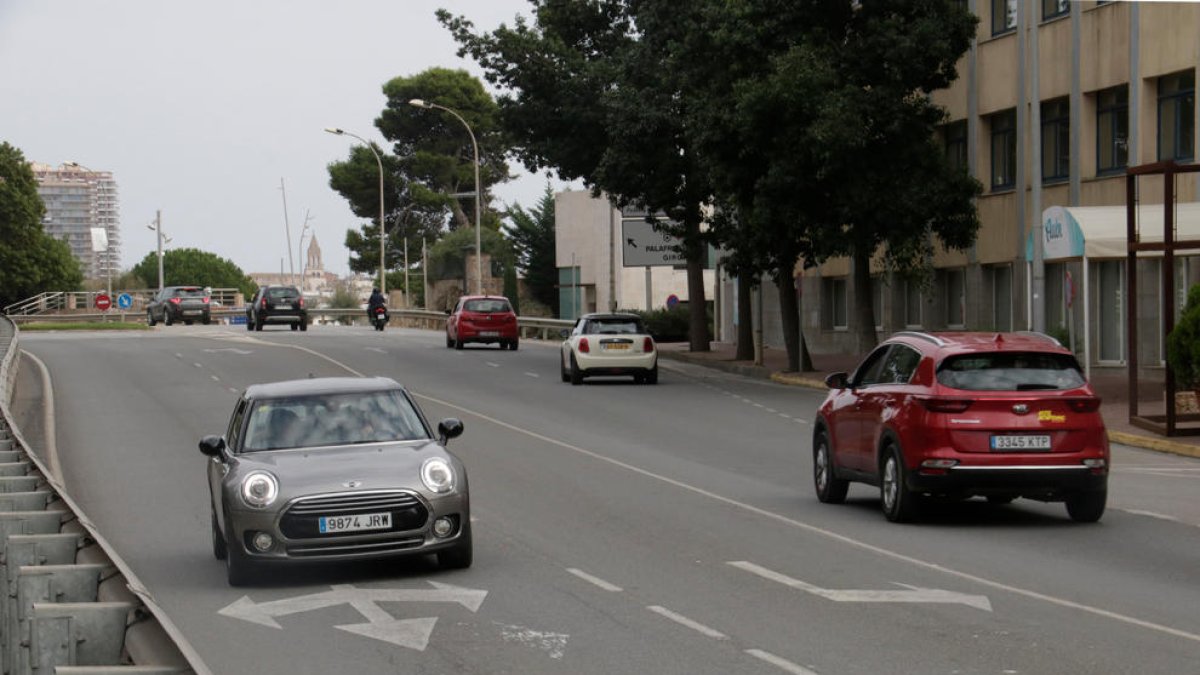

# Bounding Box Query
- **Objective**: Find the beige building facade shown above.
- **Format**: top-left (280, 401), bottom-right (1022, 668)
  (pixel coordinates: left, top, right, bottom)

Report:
top-left (794, 0), bottom-right (1199, 373)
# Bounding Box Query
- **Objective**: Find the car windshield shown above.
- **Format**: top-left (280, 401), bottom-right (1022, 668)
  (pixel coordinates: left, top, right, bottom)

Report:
top-left (266, 288), bottom-right (299, 300)
top-left (241, 390), bottom-right (429, 452)
top-left (174, 288), bottom-right (205, 298)
top-left (463, 299), bottom-right (511, 313)
top-left (936, 351), bottom-right (1086, 391)
top-left (587, 319), bottom-right (642, 335)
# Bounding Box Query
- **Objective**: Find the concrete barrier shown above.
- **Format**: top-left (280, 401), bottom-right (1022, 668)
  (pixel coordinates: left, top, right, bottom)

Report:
top-left (0, 317), bottom-right (203, 674)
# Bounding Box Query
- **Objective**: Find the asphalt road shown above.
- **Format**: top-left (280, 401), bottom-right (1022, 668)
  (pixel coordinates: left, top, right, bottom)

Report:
top-left (13, 324), bottom-right (1200, 675)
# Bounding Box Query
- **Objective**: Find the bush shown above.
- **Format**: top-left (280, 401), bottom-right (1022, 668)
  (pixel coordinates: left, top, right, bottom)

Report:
top-left (620, 305), bottom-right (711, 343)
top-left (1167, 284), bottom-right (1200, 390)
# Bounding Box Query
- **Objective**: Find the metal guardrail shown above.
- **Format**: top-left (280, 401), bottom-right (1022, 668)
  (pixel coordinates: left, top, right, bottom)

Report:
top-left (3, 290), bottom-right (241, 317)
top-left (5, 309), bottom-right (577, 340)
top-left (0, 316), bottom-right (205, 674)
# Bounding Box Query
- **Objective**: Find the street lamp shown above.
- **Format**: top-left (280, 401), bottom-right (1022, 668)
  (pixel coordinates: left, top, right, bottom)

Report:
top-left (324, 127), bottom-right (387, 294)
top-left (408, 99), bottom-right (483, 295)
top-left (297, 210), bottom-right (313, 289)
top-left (145, 211), bottom-right (170, 292)
top-left (65, 161), bottom-right (112, 297)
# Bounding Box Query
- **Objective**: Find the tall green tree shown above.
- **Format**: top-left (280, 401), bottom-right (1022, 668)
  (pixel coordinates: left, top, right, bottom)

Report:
top-left (130, 248), bottom-right (255, 298)
top-left (440, 3), bottom-right (714, 352)
top-left (0, 141), bottom-right (83, 308)
top-left (504, 182), bottom-right (557, 315)
top-left (328, 68), bottom-right (511, 283)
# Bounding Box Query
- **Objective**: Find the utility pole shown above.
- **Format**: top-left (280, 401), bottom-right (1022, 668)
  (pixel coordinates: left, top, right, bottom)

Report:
top-left (280, 178), bottom-right (295, 284)
top-left (155, 210), bottom-right (164, 291)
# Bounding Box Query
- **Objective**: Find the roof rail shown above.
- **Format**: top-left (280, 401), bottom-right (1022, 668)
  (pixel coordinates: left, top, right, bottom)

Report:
top-left (1015, 330), bottom-right (1062, 347)
top-left (892, 331), bottom-right (946, 346)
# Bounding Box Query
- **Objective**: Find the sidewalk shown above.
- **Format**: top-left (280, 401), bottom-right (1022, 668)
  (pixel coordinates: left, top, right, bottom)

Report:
top-left (657, 341), bottom-right (1200, 460)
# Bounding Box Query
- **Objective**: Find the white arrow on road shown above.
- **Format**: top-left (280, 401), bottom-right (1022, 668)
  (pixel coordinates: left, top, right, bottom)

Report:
top-left (219, 581), bottom-right (488, 650)
top-left (729, 561), bottom-right (992, 611)
top-left (202, 348), bottom-right (254, 355)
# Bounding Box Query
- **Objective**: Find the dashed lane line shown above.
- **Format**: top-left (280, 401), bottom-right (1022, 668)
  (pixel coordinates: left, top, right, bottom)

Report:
top-left (566, 568), bottom-right (623, 592)
top-left (746, 649), bottom-right (820, 675)
top-left (646, 606), bottom-right (727, 640)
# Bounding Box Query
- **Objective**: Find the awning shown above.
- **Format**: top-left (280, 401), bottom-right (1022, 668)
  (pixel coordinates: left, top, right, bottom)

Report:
top-left (1026, 203), bottom-right (1200, 261)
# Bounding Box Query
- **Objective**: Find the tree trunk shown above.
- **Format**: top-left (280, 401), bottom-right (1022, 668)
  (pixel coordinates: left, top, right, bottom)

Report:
top-left (450, 197), bottom-right (470, 230)
top-left (852, 245), bottom-right (878, 355)
top-left (800, 329), bottom-right (814, 372)
top-left (777, 272), bottom-right (801, 372)
top-left (685, 218), bottom-right (710, 352)
top-left (736, 274), bottom-right (754, 360)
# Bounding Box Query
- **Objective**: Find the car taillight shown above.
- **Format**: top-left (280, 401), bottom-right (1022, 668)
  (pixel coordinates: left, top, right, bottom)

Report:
top-left (261, 297), bottom-right (267, 308)
top-left (643, 337), bottom-right (654, 352)
top-left (1066, 397), bottom-right (1101, 413)
top-left (579, 338), bottom-right (590, 353)
top-left (202, 297), bottom-right (210, 304)
top-left (299, 297), bottom-right (305, 308)
top-left (917, 397), bottom-right (973, 413)
top-left (169, 297), bottom-right (181, 305)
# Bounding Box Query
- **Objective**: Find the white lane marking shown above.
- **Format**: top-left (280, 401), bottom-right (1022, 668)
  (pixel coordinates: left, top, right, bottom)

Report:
top-left (779, 413), bottom-right (792, 419)
top-left (1118, 509), bottom-right (1183, 523)
top-left (279, 341), bottom-right (1200, 645)
top-left (753, 403), bottom-right (764, 408)
top-left (524, 372), bottom-right (540, 378)
top-left (210, 375), bottom-right (220, 382)
top-left (365, 347), bottom-right (387, 354)
top-left (646, 606), bottom-right (727, 640)
top-left (496, 622), bottom-right (568, 660)
top-left (228, 387), bottom-right (239, 393)
top-left (745, 649), bottom-right (820, 675)
top-left (193, 362), bottom-right (203, 368)
top-left (765, 408), bottom-right (777, 414)
top-left (793, 418), bottom-right (808, 424)
top-left (729, 561), bottom-right (992, 611)
top-left (174, 353), bottom-right (183, 359)
top-left (19, 350), bottom-right (62, 482)
top-left (566, 568), bottom-right (623, 592)
top-left (486, 362), bottom-right (500, 368)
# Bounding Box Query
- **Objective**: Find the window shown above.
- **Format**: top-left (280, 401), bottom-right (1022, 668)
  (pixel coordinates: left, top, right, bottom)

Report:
top-left (944, 268), bottom-right (965, 328)
top-left (992, 0), bottom-right (1017, 35)
top-left (880, 345), bottom-right (923, 385)
top-left (904, 279), bottom-right (923, 328)
top-left (854, 346), bottom-right (893, 387)
top-left (1098, 260), bottom-right (1124, 362)
top-left (937, 352), bottom-right (1085, 391)
top-left (1158, 71), bottom-right (1195, 162)
top-left (1096, 86), bottom-right (1129, 174)
top-left (1042, 99), bottom-right (1070, 182)
top-left (990, 110), bottom-right (1017, 190)
top-left (1042, 0), bottom-right (1068, 20)
top-left (990, 265), bottom-right (1013, 331)
top-left (831, 278), bottom-right (848, 330)
top-left (944, 120), bottom-right (968, 173)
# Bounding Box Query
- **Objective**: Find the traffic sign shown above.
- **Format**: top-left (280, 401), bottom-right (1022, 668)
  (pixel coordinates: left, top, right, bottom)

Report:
top-left (117, 293), bottom-right (133, 309)
top-left (622, 218), bottom-right (684, 267)
top-left (95, 293), bottom-right (112, 311)
top-left (666, 294), bottom-right (680, 309)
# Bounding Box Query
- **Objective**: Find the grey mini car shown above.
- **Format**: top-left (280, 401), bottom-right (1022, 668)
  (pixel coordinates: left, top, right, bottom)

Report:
top-left (199, 376), bottom-right (471, 586)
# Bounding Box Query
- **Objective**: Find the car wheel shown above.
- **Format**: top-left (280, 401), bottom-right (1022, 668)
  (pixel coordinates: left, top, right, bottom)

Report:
top-left (164, 312), bottom-right (173, 326)
top-left (510, 338), bottom-right (519, 351)
top-left (455, 335), bottom-right (464, 350)
top-left (255, 319), bottom-right (264, 332)
top-left (437, 520), bottom-right (473, 570)
top-left (300, 320), bottom-right (307, 332)
top-left (211, 511), bottom-right (227, 561)
top-left (225, 533), bottom-right (256, 586)
top-left (147, 311), bottom-right (157, 327)
top-left (813, 429), bottom-right (850, 504)
top-left (880, 443), bottom-right (919, 523)
top-left (1065, 489), bottom-right (1106, 523)
top-left (645, 365), bottom-right (658, 385)
top-left (202, 316), bottom-right (211, 325)
top-left (446, 333), bottom-right (454, 348)
top-left (291, 323), bottom-right (298, 331)
top-left (569, 353), bottom-right (584, 385)
top-left (560, 354), bottom-right (570, 382)
top-left (245, 316), bottom-right (253, 331)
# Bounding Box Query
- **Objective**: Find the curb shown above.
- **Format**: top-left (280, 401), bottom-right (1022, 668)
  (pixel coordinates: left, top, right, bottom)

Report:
top-left (661, 347), bottom-right (1200, 461)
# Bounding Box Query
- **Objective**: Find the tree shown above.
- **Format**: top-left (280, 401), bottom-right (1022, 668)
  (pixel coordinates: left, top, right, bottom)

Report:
top-left (426, 226), bottom-right (515, 310)
top-left (504, 182), bottom-right (557, 315)
top-left (328, 69), bottom-right (511, 284)
top-left (130, 248), bottom-right (255, 298)
top-left (440, 3), bottom-right (713, 352)
top-left (0, 141), bottom-right (83, 308)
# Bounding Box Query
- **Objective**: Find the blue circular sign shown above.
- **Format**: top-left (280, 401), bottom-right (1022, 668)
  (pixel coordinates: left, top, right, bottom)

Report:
top-left (117, 293), bottom-right (133, 309)
top-left (666, 294), bottom-right (679, 309)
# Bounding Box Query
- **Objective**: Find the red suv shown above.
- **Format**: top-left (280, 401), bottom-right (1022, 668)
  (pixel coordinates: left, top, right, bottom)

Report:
top-left (446, 296), bottom-right (519, 350)
top-left (814, 332), bottom-right (1108, 523)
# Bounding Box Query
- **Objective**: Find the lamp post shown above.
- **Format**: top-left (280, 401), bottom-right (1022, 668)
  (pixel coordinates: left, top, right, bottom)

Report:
top-left (408, 99), bottom-right (482, 295)
top-left (145, 211), bottom-right (170, 292)
top-left (297, 210), bottom-right (313, 289)
top-left (325, 127), bottom-right (387, 294)
top-left (65, 161), bottom-right (112, 297)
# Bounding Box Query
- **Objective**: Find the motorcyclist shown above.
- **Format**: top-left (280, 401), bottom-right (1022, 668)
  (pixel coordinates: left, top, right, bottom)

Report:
top-left (367, 287), bottom-right (387, 324)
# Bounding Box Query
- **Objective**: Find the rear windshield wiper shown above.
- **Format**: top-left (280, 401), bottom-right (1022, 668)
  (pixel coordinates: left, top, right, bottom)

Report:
top-left (1015, 383), bottom-right (1059, 390)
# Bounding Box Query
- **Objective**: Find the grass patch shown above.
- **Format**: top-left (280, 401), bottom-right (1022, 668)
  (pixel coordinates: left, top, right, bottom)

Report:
top-left (18, 321), bottom-right (149, 332)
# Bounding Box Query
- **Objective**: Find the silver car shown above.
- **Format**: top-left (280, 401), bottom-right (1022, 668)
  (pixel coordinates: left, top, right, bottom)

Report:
top-left (199, 376), bottom-right (471, 586)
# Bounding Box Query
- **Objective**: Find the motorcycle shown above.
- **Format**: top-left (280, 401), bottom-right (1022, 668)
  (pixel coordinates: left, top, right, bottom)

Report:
top-left (371, 306), bottom-right (389, 331)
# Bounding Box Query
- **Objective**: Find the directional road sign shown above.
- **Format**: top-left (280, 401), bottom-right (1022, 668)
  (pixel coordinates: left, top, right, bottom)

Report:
top-left (117, 293), bottom-right (133, 309)
top-left (622, 218), bottom-right (684, 267)
top-left (94, 293), bottom-right (112, 311)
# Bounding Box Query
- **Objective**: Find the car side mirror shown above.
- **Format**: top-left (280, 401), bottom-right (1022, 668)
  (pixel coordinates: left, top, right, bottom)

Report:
top-left (824, 372), bottom-right (850, 390)
top-left (437, 418), bottom-right (464, 444)
top-left (198, 435), bottom-right (226, 457)
top-left (444, 309), bottom-right (452, 315)
top-left (559, 329), bottom-right (570, 339)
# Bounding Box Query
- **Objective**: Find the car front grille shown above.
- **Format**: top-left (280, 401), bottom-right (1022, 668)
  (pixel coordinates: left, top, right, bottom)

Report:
top-left (286, 535), bottom-right (426, 558)
top-left (279, 490), bottom-right (428, 539)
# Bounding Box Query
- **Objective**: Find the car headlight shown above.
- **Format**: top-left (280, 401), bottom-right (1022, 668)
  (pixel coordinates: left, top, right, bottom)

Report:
top-left (421, 458), bottom-right (455, 493)
top-left (240, 471), bottom-right (279, 508)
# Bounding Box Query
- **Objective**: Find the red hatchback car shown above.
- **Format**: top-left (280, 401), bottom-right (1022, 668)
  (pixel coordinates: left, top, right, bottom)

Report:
top-left (446, 295), bottom-right (519, 350)
top-left (814, 331), bottom-right (1108, 523)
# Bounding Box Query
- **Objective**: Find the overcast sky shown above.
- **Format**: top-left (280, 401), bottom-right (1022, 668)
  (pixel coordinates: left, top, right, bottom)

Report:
top-left (0, 0), bottom-right (566, 277)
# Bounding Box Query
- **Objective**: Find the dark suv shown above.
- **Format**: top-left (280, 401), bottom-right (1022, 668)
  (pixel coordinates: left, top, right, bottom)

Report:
top-left (814, 331), bottom-right (1108, 523)
top-left (247, 285), bottom-right (307, 331)
top-left (147, 286), bottom-right (211, 326)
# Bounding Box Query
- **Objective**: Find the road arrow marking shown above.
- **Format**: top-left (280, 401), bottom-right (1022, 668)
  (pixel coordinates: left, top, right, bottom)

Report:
top-left (729, 561), bottom-right (992, 612)
top-left (337, 617), bottom-right (438, 650)
top-left (218, 580), bottom-right (489, 644)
